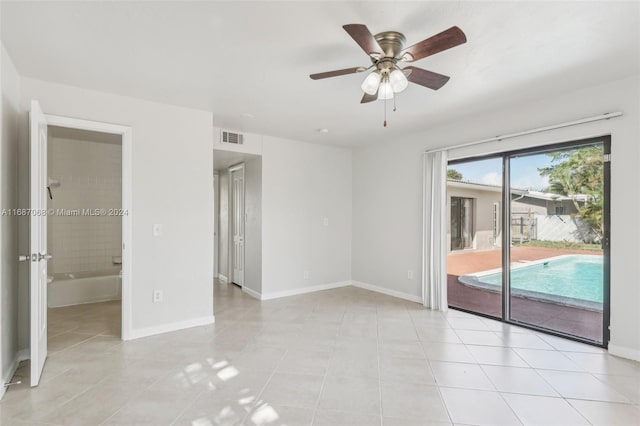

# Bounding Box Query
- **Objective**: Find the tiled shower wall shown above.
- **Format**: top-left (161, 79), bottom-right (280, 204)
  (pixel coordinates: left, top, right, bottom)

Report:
top-left (47, 136), bottom-right (122, 275)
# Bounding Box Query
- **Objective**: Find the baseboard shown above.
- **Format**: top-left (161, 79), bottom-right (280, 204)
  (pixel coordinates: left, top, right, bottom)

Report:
top-left (608, 343), bottom-right (640, 361)
top-left (218, 274), bottom-right (228, 283)
top-left (1, 349), bottom-right (28, 399)
top-left (260, 281), bottom-right (351, 301)
top-left (351, 280), bottom-right (422, 303)
top-left (128, 315), bottom-right (215, 340)
top-left (242, 286), bottom-right (262, 300)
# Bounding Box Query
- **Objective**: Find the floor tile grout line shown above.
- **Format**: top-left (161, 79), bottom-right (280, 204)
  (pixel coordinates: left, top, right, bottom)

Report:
top-left (48, 332), bottom-right (107, 357)
top-left (96, 363), bottom-right (174, 426)
top-left (308, 366), bottom-right (329, 425)
top-left (495, 388), bottom-right (526, 426)
top-left (168, 387), bottom-right (208, 426)
top-left (239, 348), bottom-right (291, 425)
top-left (17, 372), bottom-right (114, 425)
top-left (309, 299), bottom-right (345, 426)
top-left (409, 306), bottom-right (456, 426)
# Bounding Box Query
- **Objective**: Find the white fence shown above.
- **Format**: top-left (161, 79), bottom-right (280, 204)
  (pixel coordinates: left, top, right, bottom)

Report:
top-left (535, 215), bottom-right (599, 243)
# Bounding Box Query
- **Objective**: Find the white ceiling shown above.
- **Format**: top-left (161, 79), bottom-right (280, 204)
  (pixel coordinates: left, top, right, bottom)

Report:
top-left (2, 1), bottom-right (638, 147)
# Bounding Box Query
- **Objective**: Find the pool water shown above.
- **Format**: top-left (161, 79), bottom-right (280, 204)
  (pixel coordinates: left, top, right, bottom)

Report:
top-left (479, 255), bottom-right (604, 303)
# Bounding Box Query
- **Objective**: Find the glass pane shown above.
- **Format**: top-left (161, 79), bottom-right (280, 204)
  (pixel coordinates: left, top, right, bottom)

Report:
top-left (447, 158), bottom-right (503, 318)
top-left (508, 144), bottom-right (605, 343)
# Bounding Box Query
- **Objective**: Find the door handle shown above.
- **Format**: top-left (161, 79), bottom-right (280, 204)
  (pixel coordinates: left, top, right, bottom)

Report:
top-left (38, 253), bottom-right (53, 261)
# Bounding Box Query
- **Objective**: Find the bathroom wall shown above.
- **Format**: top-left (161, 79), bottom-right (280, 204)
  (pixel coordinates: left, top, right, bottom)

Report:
top-left (47, 128), bottom-right (122, 276)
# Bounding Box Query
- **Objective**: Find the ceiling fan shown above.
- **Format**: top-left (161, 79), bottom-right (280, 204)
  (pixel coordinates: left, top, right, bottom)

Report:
top-left (310, 24), bottom-right (467, 106)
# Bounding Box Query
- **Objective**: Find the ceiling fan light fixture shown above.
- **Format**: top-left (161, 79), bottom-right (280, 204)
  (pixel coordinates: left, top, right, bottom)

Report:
top-left (378, 79), bottom-right (394, 100)
top-left (361, 71), bottom-right (381, 95)
top-left (389, 68), bottom-right (409, 93)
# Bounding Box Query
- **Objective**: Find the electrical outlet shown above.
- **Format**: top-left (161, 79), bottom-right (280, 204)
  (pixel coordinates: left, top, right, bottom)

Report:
top-left (407, 269), bottom-right (414, 280)
top-left (323, 217), bottom-right (329, 226)
top-left (152, 224), bottom-right (163, 237)
top-left (303, 270), bottom-right (310, 280)
top-left (152, 290), bottom-right (163, 303)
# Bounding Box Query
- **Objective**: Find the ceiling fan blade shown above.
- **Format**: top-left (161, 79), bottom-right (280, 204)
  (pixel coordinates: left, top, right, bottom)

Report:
top-left (360, 91), bottom-right (378, 103)
top-left (399, 26), bottom-right (467, 62)
top-left (343, 24), bottom-right (385, 57)
top-left (309, 66), bottom-right (365, 80)
top-left (404, 66), bottom-right (450, 90)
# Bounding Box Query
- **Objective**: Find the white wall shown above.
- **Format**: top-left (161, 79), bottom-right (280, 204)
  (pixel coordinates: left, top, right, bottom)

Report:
top-left (17, 78), bottom-right (214, 345)
top-left (352, 75), bottom-right (640, 359)
top-left (244, 157), bottom-right (262, 295)
top-left (1, 44), bottom-right (22, 396)
top-left (47, 134), bottom-right (122, 276)
top-left (213, 132), bottom-right (352, 298)
top-left (261, 136), bottom-right (352, 297)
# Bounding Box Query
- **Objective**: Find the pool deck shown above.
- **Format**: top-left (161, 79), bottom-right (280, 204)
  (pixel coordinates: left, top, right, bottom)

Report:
top-left (447, 246), bottom-right (604, 343)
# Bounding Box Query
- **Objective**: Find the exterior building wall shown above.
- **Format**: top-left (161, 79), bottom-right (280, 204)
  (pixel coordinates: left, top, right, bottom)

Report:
top-left (447, 185), bottom-right (502, 252)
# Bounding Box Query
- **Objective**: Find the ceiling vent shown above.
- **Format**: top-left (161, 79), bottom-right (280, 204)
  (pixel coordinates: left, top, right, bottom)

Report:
top-left (221, 130), bottom-right (244, 145)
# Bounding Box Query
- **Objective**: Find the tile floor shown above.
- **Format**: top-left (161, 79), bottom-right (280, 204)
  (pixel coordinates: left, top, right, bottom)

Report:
top-left (1, 281), bottom-right (639, 425)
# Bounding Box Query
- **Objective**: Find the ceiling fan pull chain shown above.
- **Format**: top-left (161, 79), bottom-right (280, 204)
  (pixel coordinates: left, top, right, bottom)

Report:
top-left (393, 96), bottom-right (397, 112)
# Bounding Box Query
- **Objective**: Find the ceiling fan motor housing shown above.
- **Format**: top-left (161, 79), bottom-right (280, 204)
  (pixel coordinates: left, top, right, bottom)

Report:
top-left (374, 31), bottom-right (406, 59)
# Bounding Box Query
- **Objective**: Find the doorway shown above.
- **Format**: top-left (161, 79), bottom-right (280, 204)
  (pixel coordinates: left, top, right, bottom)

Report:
top-left (447, 136), bottom-right (610, 346)
top-left (25, 103), bottom-right (132, 386)
top-left (213, 150), bottom-right (262, 301)
top-left (451, 197), bottom-right (474, 250)
top-left (229, 164), bottom-right (245, 287)
top-left (46, 126), bottom-right (123, 352)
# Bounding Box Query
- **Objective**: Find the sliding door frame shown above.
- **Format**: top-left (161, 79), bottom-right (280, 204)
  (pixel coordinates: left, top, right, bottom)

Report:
top-left (448, 135), bottom-right (611, 348)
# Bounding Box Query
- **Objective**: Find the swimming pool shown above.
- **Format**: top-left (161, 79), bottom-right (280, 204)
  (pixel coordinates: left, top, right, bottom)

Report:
top-left (461, 255), bottom-right (604, 305)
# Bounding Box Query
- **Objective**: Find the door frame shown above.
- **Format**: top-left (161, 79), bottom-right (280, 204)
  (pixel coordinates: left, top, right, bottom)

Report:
top-left (44, 114), bottom-right (133, 341)
top-left (227, 163), bottom-right (245, 288)
top-left (448, 135), bottom-right (611, 348)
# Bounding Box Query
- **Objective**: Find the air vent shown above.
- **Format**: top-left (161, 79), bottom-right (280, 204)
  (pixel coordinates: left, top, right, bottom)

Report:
top-left (221, 130), bottom-right (244, 145)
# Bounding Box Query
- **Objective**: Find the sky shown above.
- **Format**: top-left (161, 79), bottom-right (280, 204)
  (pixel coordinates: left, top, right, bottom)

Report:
top-left (449, 154), bottom-right (553, 191)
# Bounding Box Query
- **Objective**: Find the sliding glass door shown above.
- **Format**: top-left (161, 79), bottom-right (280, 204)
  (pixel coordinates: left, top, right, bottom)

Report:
top-left (447, 137), bottom-right (610, 346)
top-left (507, 142), bottom-right (609, 344)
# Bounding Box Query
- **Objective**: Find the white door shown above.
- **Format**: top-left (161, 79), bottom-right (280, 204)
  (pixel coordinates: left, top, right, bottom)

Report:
top-left (230, 167), bottom-right (244, 286)
top-left (29, 100), bottom-right (49, 386)
top-left (213, 174), bottom-right (218, 279)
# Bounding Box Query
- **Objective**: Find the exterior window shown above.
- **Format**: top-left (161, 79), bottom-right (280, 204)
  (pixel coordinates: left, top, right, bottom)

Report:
top-left (555, 206), bottom-right (565, 215)
top-left (451, 197), bottom-right (474, 250)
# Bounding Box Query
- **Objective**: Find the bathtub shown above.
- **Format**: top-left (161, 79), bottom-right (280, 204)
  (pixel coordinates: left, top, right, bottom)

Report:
top-left (48, 271), bottom-right (121, 308)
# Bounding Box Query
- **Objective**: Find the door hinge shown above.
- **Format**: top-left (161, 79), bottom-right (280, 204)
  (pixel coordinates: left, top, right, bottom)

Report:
top-left (603, 154), bottom-right (611, 163)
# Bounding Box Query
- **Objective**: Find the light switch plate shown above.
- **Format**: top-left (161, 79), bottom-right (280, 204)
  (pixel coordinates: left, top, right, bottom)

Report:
top-left (152, 224), bottom-right (163, 237)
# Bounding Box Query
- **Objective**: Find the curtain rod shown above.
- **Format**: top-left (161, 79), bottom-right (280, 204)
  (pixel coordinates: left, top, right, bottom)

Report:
top-left (424, 112), bottom-right (623, 154)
